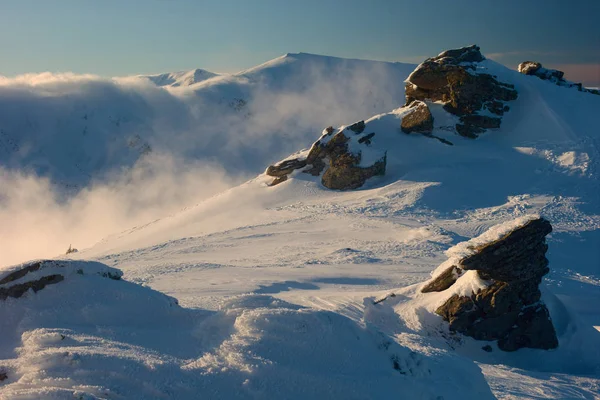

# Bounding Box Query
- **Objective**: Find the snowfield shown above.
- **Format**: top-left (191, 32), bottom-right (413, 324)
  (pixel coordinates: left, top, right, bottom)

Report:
top-left (1, 51), bottom-right (600, 399)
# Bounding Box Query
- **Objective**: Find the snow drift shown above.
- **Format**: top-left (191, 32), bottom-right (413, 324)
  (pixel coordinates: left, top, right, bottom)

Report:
top-left (0, 260), bottom-right (494, 399)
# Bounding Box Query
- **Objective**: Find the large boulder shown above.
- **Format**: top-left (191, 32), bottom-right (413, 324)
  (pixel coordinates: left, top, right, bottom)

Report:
top-left (266, 123), bottom-right (386, 190)
top-left (423, 217), bottom-right (559, 351)
top-left (0, 260), bottom-right (122, 301)
top-left (518, 61), bottom-right (600, 95)
top-left (401, 100), bottom-right (434, 134)
top-left (406, 45), bottom-right (518, 138)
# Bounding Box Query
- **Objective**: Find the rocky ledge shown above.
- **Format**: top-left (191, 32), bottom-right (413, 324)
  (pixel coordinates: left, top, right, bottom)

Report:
top-left (518, 61), bottom-right (599, 95)
top-left (405, 45), bottom-right (518, 138)
top-left (265, 45), bottom-right (521, 189)
top-left (422, 216), bottom-right (558, 351)
top-left (266, 122), bottom-right (386, 190)
top-left (0, 260), bottom-right (122, 301)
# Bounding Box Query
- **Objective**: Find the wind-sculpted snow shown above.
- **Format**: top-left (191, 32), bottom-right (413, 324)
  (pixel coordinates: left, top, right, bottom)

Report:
top-left (3, 47), bottom-right (600, 398)
top-left (0, 264), bottom-right (495, 399)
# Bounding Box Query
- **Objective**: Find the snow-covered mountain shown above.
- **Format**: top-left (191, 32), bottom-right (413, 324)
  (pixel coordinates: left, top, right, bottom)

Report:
top-left (0, 53), bottom-right (415, 191)
top-left (141, 68), bottom-right (220, 87)
top-left (1, 47), bottom-right (600, 398)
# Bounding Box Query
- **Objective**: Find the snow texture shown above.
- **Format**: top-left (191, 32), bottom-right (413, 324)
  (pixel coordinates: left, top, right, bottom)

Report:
top-left (1, 50), bottom-right (600, 399)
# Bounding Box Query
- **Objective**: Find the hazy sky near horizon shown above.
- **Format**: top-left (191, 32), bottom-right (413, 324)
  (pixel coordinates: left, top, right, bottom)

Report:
top-left (1, 0), bottom-right (599, 85)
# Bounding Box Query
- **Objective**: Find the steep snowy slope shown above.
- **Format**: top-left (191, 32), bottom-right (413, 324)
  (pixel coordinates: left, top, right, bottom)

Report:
top-left (2, 47), bottom-right (600, 398)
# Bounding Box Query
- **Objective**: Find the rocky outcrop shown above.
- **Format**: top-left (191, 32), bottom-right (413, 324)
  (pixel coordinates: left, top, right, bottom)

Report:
top-left (518, 61), bottom-right (600, 95)
top-left (401, 100), bottom-right (434, 134)
top-left (405, 45), bottom-right (518, 138)
top-left (266, 124), bottom-right (386, 190)
top-left (421, 265), bottom-right (460, 293)
top-left (0, 260), bottom-right (122, 301)
top-left (423, 217), bottom-right (558, 351)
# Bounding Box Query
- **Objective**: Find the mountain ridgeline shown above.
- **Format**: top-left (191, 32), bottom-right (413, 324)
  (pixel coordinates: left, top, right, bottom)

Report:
top-left (265, 45), bottom-right (597, 190)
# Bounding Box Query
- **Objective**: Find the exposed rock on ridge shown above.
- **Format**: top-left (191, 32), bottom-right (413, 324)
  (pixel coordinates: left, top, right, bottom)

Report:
top-left (518, 61), bottom-right (600, 95)
top-left (0, 260), bottom-right (122, 301)
top-left (265, 45), bottom-right (521, 189)
top-left (405, 45), bottom-right (518, 138)
top-left (423, 217), bottom-right (559, 351)
top-left (401, 100), bottom-right (434, 134)
top-left (266, 124), bottom-right (386, 190)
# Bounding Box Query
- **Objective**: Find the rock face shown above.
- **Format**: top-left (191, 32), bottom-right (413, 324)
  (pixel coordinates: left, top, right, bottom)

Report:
top-left (266, 124), bottom-right (386, 190)
top-left (405, 45), bottom-right (518, 138)
top-left (401, 100), bottom-right (434, 134)
top-left (518, 61), bottom-right (600, 95)
top-left (0, 260), bottom-right (122, 301)
top-left (424, 217), bottom-right (559, 351)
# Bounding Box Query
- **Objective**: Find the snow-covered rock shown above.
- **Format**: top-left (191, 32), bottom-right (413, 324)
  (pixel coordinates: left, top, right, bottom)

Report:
top-left (517, 60), bottom-right (600, 95)
top-left (400, 100), bottom-right (434, 134)
top-left (422, 216), bottom-right (558, 351)
top-left (406, 45), bottom-right (518, 138)
top-left (0, 259), bottom-right (121, 301)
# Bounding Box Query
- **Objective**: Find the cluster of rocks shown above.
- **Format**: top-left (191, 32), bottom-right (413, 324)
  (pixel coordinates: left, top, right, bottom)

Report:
top-left (266, 122), bottom-right (386, 189)
top-left (518, 61), bottom-right (599, 95)
top-left (0, 260), bottom-right (121, 301)
top-left (422, 217), bottom-right (559, 351)
top-left (404, 45), bottom-right (518, 138)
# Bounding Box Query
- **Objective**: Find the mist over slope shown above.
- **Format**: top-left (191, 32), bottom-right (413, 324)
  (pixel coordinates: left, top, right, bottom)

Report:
top-left (0, 53), bottom-right (415, 266)
top-left (1, 46), bottom-right (600, 398)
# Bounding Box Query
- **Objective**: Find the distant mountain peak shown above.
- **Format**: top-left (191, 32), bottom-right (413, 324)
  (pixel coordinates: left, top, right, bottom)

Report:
top-left (143, 68), bottom-right (220, 87)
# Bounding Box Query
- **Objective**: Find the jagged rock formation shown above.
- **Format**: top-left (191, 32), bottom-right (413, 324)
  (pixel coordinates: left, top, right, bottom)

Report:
top-left (0, 260), bottom-right (122, 301)
top-left (405, 45), bottom-right (518, 138)
top-left (266, 123), bottom-right (386, 189)
top-left (423, 217), bottom-right (558, 351)
top-left (265, 45), bottom-right (524, 189)
top-left (518, 61), bottom-right (600, 95)
top-left (401, 100), bottom-right (434, 134)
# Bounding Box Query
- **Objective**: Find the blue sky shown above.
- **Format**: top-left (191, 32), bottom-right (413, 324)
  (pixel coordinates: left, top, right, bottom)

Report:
top-left (1, 0), bottom-right (599, 85)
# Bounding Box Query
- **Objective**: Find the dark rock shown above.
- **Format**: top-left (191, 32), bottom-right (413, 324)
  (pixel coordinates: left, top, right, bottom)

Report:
top-left (0, 260), bottom-right (122, 301)
top-left (430, 217), bottom-right (558, 351)
top-left (481, 345), bottom-right (493, 353)
top-left (437, 45), bottom-right (486, 63)
top-left (266, 122), bottom-right (387, 190)
top-left (347, 121), bottom-right (365, 134)
top-left (357, 132), bottom-right (376, 145)
top-left (401, 101), bottom-right (434, 134)
top-left (0, 369), bottom-right (6, 381)
top-left (268, 175), bottom-right (288, 186)
top-left (0, 261), bottom-right (45, 285)
top-left (406, 45), bottom-right (518, 138)
top-left (421, 265), bottom-right (461, 293)
top-left (265, 158), bottom-right (307, 186)
top-left (518, 61), bottom-right (600, 96)
top-left (321, 152), bottom-right (386, 190)
top-left (518, 61), bottom-right (542, 75)
top-left (0, 274), bottom-right (64, 300)
top-left (459, 218), bottom-right (552, 282)
top-left (266, 158), bottom-right (307, 178)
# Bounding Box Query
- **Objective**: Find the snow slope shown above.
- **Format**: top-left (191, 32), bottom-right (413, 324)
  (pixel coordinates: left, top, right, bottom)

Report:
top-left (2, 51), bottom-right (600, 398)
top-left (0, 261), bottom-right (494, 399)
top-left (141, 68), bottom-right (220, 87)
top-left (0, 53), bottom-right (415, 190)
